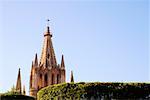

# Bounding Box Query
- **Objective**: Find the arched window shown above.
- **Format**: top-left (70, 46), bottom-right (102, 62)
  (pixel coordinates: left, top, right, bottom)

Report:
top-left (57, 74), bottom-right (59, 84)
top-left (51, 74), bottom-right (54, 85)
top-left (44, 74), bottom-right (48, 86)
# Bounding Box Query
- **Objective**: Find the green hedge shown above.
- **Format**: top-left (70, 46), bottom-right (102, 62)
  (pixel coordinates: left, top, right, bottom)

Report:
top-left (0, 94), bottom-right (35, 100)
top-left (37, 82), bottom-right (150, 100)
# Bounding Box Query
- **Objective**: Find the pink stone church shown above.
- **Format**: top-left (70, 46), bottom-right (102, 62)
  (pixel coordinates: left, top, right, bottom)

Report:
top-left (15, 22), bottom-right (74, 97)
top-left (29, 25), bottom-right (66, 97)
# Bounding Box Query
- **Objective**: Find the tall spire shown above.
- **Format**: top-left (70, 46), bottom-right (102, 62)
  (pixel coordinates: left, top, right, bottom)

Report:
top-left (40, 20), bottom-right (57, 68)
top-left (16, 68), bottom-right (22, 94)
top-left (70, 70), bottom-right (74, 83)
top-left (61, 55), bottom-right (65, 69)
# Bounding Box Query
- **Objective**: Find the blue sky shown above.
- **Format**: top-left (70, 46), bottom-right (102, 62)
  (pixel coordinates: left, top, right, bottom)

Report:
top-left (0, 0), bottom-right (149, 94)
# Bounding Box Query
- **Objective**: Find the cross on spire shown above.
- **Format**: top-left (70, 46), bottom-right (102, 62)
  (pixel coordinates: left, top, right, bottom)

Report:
top-left (46, 19), bottom-right (51, 35)
top-left (44, 19), bottom-right (53, 37)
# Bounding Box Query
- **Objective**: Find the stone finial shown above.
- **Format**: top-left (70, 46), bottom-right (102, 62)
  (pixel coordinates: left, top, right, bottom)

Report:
top-left (34, 53), bottom-right (38, 66)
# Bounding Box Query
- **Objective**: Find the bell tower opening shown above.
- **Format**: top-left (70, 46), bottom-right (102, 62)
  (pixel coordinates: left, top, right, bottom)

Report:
top-left (44, 74), bottom-right (48, 86)
top-left (57, 74), bottom-right (59, 84)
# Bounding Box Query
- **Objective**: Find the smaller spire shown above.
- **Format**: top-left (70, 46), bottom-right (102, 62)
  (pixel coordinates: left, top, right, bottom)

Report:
top-left (70, 70), bottom-right (74, 83)
top-left (23, 85), bottom-right (26, 95)
top-left (61, 55), bottom-right (65, 69)
top-left (34, 53), bottom-right (38, 66)
top-left (16, 68), bottom-right (22, 94)
top-left (30, 61), bottom-right (33, 88)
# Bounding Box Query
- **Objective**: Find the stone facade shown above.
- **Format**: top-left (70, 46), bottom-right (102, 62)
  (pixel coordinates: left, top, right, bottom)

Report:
top-left (29, 26), bottom-right (66, 97)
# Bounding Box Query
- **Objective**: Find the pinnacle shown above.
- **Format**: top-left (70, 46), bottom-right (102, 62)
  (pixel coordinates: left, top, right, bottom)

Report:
top-left (61, 55), bottom-right (65, 68)
top-left (34, 53), bottom-right (38, 66)
top-left (70, 70), bottom-right (74, 83)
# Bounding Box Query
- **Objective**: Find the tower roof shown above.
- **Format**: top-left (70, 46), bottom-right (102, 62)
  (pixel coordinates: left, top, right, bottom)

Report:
top-left (40, 23), bottom-right (57, 68)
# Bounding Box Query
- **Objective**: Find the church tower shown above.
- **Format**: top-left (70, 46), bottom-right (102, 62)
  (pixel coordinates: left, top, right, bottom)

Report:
top-left (29, 23), bottom-right (66, 97)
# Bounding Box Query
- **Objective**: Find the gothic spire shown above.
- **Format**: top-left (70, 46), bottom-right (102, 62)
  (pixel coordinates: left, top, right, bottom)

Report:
top-left (40, 21), bottom-right (57, 68)
top-left (61, 55), bottom-right (65, 69)
top-left (70, 70), bottom-right (74, 83)
top-left (16, 68), bottom-right (22, 94)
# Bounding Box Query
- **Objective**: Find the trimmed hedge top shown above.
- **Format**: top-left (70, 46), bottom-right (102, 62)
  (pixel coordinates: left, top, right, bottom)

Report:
top-left (37, 82), bottom-right (150, 100)
top-left (0, 94), bottom-right (35, 100)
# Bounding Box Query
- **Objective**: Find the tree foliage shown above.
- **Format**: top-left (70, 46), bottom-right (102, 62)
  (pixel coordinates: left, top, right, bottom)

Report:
top-left (37, 82), bottom-right (150, 100)
top-left (0, 86), bottom-right (35, 100)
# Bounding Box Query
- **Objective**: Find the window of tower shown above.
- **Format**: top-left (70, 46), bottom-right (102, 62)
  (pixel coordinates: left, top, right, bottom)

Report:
top-left (44, 74), bottom-right (48, 86)
top-left (51, 74), bottom-right (54, 85)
